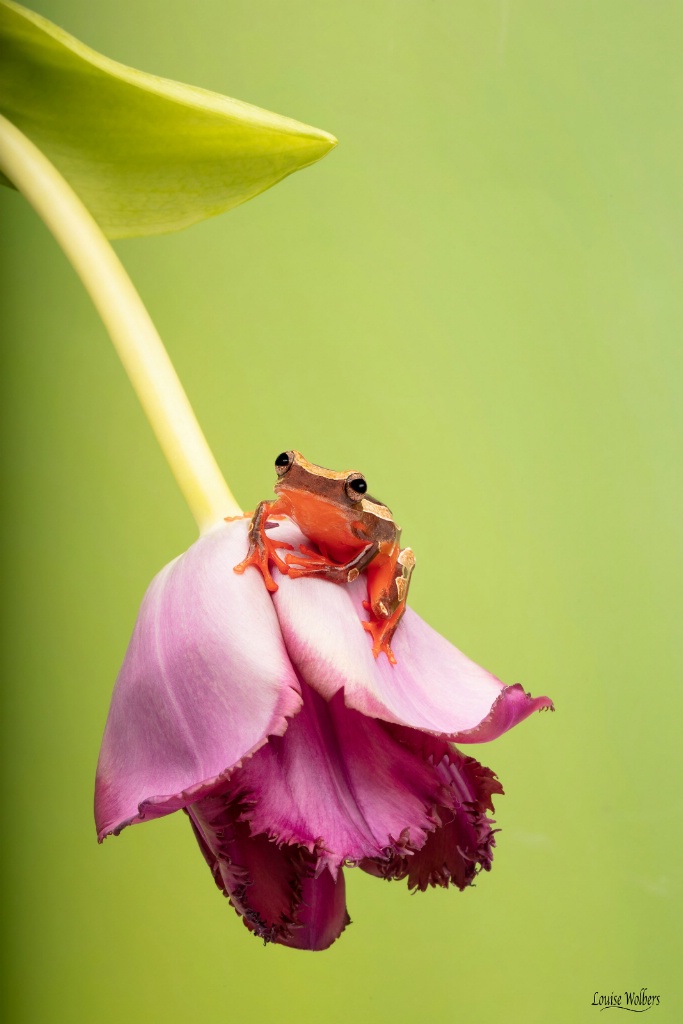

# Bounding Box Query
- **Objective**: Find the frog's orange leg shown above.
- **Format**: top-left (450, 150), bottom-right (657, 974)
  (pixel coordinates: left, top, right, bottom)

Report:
top-left (284, 542), bottom-right (379, 584)
top-left (233, 498), bottom-right (292, 592)
top-left (362, 547), bottom-right (416, 664)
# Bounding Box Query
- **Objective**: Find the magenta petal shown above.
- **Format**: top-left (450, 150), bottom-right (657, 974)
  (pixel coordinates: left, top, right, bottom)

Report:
top-left (187, 792), bottom-right (349, 949)
top-left (271, 543), bottom-right (552, 740)
top-left (95, 522), bottom-right (302, 840)
top-left (361, 745), bottom-right (503, 891)
top-left (231, 684), bottom-right (447, 870)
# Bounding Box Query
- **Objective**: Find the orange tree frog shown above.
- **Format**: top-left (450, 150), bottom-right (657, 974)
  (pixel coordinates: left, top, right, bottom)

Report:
top-left (232, 450), bottom-right (415, 665)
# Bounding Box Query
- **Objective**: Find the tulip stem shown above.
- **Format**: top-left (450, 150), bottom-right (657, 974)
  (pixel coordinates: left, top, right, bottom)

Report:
top-left (0, 114), bottom-right (242, 531)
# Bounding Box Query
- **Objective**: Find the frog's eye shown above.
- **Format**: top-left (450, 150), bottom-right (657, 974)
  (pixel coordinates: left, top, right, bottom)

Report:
top-left (275, 451), bottom-right (294, 475)
top-left (345, 473), bottom-right (367, 499)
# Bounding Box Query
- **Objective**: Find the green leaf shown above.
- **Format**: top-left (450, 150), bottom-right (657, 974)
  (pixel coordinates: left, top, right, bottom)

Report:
top-left (0, 0), bottom-right (336, 238)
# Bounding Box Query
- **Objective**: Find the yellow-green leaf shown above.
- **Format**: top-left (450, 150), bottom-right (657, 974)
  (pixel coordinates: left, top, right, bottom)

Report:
top-left (0, 0), bottom-right (336, 238)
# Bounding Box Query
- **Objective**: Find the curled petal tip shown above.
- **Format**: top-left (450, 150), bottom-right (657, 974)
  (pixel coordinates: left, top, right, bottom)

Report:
top-left (452, 685), bottom-right (554, 744)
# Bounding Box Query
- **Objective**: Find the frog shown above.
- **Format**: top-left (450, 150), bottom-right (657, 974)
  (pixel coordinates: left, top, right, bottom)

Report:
top-left (232, 450), bottom-right (415, 665)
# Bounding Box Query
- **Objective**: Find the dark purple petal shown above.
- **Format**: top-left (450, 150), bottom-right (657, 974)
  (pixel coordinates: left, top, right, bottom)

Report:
top-left (95, 522), bottom-right (302, 840)
top-left (283, 867), bottom-right (350, 952)
top-left (230, 684), bottom-right (448, 871)
top-left (186, 792), bottom-right (349, 950)
top-left (360, 742), bottom-right (503, 891)
top-left (270, 523), bottom-right (553, 740)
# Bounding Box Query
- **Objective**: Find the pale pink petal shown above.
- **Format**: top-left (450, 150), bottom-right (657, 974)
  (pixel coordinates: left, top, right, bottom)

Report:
top-left (231, 684), bottom-right (447, 871)
top-left (187, 793), bottom-right (349, 949)
top-left (95, 522), bottom-right (302, 840)
top-left (270, 522), bottom-right (552, 740)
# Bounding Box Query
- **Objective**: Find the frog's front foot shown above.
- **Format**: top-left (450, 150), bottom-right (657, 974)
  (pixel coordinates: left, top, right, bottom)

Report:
top-left (284, 548), bottom-right (340, 580)
top-left (234, 536), bottom-right (293, 592)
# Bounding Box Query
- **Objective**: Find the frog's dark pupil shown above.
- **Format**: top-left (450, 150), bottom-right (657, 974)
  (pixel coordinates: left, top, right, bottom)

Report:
top-left (275, 452), bottom-right (290, 468)
top-left (350, 478), bottom-right (367, 494)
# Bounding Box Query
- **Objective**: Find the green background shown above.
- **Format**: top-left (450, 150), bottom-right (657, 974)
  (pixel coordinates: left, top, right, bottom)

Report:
top-left (2, 2), bottom-right (681, 1021)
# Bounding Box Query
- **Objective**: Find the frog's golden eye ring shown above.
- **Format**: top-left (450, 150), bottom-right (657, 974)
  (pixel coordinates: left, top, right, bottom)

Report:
top-left (345, 473), bottom-right (368, 499)
top-left (275, 451), bottom-right (294, 475)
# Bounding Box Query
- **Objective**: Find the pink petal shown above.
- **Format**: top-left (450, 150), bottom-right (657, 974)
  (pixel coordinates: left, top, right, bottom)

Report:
top-left (361, 745), bottom-right (502, 891)
top-left (230, 684), bottom-right (448, 871)
top-left (187, 792), bottom-right (349, 950)
top-left (270, 524), bottom-right (552, 740)
top-left (95, 522), bottom-right (302, 840)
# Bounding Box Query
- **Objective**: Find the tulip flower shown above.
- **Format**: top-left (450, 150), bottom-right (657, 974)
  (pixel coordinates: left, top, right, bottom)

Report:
top-left (95, 519), bottom-right (552, 949)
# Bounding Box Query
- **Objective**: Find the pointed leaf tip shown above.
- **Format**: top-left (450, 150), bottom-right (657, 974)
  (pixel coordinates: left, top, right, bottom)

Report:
top-left (0, 0), bottom-right (337, 238)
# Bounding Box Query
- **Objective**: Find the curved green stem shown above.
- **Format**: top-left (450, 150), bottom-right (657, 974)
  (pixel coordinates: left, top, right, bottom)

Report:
top-left (0, 113), bottom-right (242, 531)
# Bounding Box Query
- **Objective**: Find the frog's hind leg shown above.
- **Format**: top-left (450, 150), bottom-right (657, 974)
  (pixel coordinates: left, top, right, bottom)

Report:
top-left (362, 547), bottom-right (416, 665)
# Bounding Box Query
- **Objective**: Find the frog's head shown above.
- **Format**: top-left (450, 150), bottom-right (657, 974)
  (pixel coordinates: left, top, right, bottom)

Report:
top-left (273, 450), bottom-right (367, 509)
